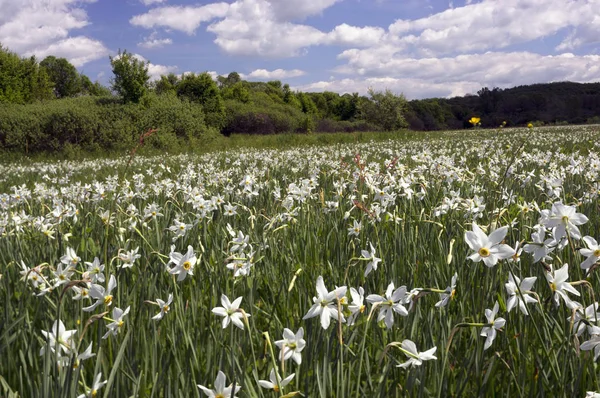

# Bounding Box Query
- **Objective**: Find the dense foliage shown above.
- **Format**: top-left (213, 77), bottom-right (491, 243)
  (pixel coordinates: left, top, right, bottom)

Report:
top-left (2, 126), bottom-right (600, 397)
top-left (407, 82), bottom-right (600, 130)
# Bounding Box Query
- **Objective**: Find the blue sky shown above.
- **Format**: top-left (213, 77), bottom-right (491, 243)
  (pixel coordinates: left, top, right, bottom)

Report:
top-left (1, 0), bottom-right (600, 99)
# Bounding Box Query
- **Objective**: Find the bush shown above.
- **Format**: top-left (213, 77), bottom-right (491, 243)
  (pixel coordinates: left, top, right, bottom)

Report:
top-left (0, 94), bottom-right (217, 154)
top-left (221, 99), bottom-right (306, 135)
top-left (314, 118), bottom-right (382, 133)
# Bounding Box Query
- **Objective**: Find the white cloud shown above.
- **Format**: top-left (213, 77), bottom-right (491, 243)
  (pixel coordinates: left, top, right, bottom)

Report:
top-left (24, 36), bottom-right (109, 67)
top-left (0, 0), bottom-right (108, 66)
top-left (387, 0), bottom-right (599, 56)
top-left (297, 51), bottom-right (600, 99)
top-left (325, 24), bottom-right (386, 47)
top-left (130, 3), bottom-right (230, 35)
top-left (266, 0), bottom-right (343, 21)
top-left (245, 68), bottom-right (306, 80)
top-left (140, 0), bottom-right (166, 5)
top-left (138, 31), bottom-right (173, 49)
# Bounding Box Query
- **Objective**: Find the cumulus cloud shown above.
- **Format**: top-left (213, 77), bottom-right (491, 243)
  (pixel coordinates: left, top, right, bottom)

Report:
top-left (138, 32), bottom-right (172, 49)
top-left (387, 0), bottom-right (599, 56)
top-left (130, 3), bottom-right (230, 34)
top-left (140, 0), bottom-right (166, 5)
top-left (244, 69), bottom-right (306, 80)
top-left (115, 53), bottom-right (178, 81)
top-left (297, 51), bottom-right (600, 99)
top-left (0, 0), bottom-right (108, 66)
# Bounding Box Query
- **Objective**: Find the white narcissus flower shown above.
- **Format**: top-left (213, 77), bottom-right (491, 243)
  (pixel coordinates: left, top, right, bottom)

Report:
top-left (212, 294), bottom-right (249, 330)
top-left (569, 302), bottom-right (600, 336)
top-left (396, 339), bottom-right (437, 368)
top-left (347, 287), bottom-right (366, 325)
top-left (580, 326), bottom-right (600, 361)
top-left (545, 263), bottom-right (580, 307)
top-left (198, 370), bottom-right (241, 398)
top-left (580, 236), bottom-right (600, 271)
top-left (435, 273), bottom-right (457, 308)
top-left (77, 372), bottom-right (107, 398)
top-left (540, 202), bottom-right (588, 241)
top-left (60, 247), bottom-right (80, 267)
top-left (361, 243), bottom-right (381, 277)
top-left (505, 274), bottom-right (537, 315)
top-left (152, 294), bottom-right (173, 320)
top-left (302, 276), bottom-right (347, 330)
top-left (366, 282), bottom-right (409, 329)
top-left (523, 225), bottom-right (555, 263)
top-left (347, 220), bottom-right (362, 237)
top-left (84, 274), bottom-right (117, 312)
top-left (40, 320), bottom-right (77, 356)
top-left (103, 306), bottom-right (130, 339)
top-left (465, 222), bottom-right (515, 267)
top-left (258, 369), bottom-right (295, 392)
top-left (168, 245), bottom-right (197, 282)
top-left (118, 247), bottom-right (141, 268)
top-left (480, 301), bottom-right (505, 350)
top-left (275, 327), bottom-right (306, 365)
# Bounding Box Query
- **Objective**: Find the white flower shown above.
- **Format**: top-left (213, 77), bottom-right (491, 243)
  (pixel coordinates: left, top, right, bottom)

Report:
top-left (118, 247), bottom-right (141, 268)
top-left (435, 273), bottom-right (457, 308)
top-left (580, 236), bottom-right (600, 271)
top-left (347, 287), bottom-right (366, 326)
top-left (366, 282), bottom-right (409, 329)
top-left (84, 275), bottom-right (117, 312)
top-left (198, 370), bottom-right (241, 398)
top-left (77, 373), bottom-right (107, 398)
top-left (212, 294), bottom-right (249, 330)
top-left (465, 222), bottom-right (515, 267)
top-left (540, 202), bottom-right (588, 241)
top-left (258, 369), bottom-right (295, 392)
top-left (347, 220), bottom-right (362, 237)
top-left (83, 257), bottom-right (105, 284)
top-left (41, 320), bottom-right (77, 356)
top-left (523, 225), bottom-right (555, 263)
top-left (361, 243), bottom-right (381, 277)
top-left (103, 306), bottom-right (130, 339)
top-left (152, 294), bottom-right (173, 320)
top-left (581, 326), bottom-right (600, 361)
top-left (568, 302), bottom-right (600, 336)
top-left (480, 301), bottom-right (505, 350)
top-left (505, 274), bottom-right (537, 315)
top-left (302, 276), bottom-right (347, 330)
top-left (396, 339), bottom-right (437, 368)
top-left (60, 247), bottom-right (80, 267)
top-left (545, 263), bottom-right (580, 307)
top-left (168, 245), bottom-right (197, 282)
top-left (275, 327), bottom-right (306, 365)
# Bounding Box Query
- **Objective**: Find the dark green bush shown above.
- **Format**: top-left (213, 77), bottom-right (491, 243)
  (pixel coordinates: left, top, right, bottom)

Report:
top-left (0, 94), bottom-right (217, 154)
top-left (222, 98), bottom-right (306, 135)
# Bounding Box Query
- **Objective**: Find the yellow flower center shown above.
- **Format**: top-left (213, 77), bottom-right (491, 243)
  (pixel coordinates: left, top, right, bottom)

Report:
top-left (550, 282), bottom-right (556, 291)
top-left (359, 305), bottom-right (366, 313)
top-left (562, 215), bottom-right (569, 223)
top-left (274, 386), bottom-right (280, 393)
top-left (163, 305), bottom-right (170, 313)
top-left (478, 247), bottom-right (491, 257)
top-left (91, 389), bottom-right (97, 397)
top-left (594, 249), bottom-right (600, 257)
top-left (118, 320), bottom-right (124, 328)
top-left (183, 261), bottom-right (191, 271)
top-left (216, 394), bottom-right (225, 398)
top-left (104, 295), bottom-right (113, 306)
top-left (152, 211), bottom-right (156, 216)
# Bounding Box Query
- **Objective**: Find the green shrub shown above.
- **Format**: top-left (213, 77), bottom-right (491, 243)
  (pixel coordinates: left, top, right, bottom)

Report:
top-left (0, 94), bottom-right (217, 154)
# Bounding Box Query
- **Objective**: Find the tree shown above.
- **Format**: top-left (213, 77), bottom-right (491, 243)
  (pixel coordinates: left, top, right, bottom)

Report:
top-left (110, 50), bottom-right (150, 103)
top-left (177, 72), bottom-right (225, 127)
top-left (80, 75), bottom-right (112, 96)
top-left (40, 56), bottom-right (81, 98)
top-left (358, 88), bottom-right (408, 131)
top-left (0, 45), bottom-right (53, 103)
top-left (154, 73), bottom-right (179, 95)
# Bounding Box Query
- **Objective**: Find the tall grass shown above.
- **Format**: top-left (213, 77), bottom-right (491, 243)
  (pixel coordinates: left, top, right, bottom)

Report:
top-left (1, 125), bottom-right (600, 397)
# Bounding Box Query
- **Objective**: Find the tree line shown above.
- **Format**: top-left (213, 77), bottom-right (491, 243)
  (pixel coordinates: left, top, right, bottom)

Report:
top-left (2, 44), bottom-right (600, 154)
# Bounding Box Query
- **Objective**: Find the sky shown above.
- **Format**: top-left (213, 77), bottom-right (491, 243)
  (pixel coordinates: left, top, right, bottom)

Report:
top-left (1, 0), bottom-right (600, 99)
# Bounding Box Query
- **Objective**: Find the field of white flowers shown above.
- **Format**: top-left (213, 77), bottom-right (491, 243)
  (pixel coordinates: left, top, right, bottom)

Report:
top-left (2, 126), bottom-right (600, 397)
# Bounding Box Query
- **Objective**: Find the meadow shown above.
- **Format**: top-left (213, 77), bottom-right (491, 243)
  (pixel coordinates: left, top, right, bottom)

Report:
top-left (1, 125), bottom-right (600, 397)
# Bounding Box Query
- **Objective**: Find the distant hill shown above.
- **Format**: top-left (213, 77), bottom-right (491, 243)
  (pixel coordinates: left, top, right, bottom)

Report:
top-left (406, 81), bottom-right (600, 130)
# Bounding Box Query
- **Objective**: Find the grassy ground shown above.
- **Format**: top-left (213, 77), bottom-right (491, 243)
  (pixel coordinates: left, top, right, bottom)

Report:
top-left (1, 125), bottom-right (600, 397)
